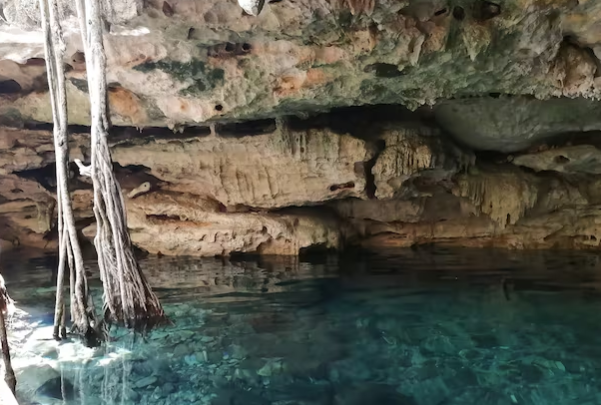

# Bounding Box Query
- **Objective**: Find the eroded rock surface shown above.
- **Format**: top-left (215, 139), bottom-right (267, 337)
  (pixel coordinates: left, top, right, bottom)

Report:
top-left (1, 0), bottom-right (601, 127)
top-left (111, 121), bottom-right (372, 208)
top-left (512, 144), bottom-right (601, 174)
top-left (433, 97), bottom-right (601, 153)
top-left (123, 192), bottom-right (344, 256)
top-left (4, 103), bottom-right (601, 255)
top-left (4, 0), bottom-right (601, 255)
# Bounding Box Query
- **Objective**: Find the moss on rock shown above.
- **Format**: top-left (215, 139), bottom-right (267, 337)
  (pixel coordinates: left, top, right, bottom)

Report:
top-left (134, 59), bottom-right (225, 96)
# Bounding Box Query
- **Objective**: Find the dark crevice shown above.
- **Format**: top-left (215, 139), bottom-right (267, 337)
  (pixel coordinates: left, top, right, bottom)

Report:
top-left (112, 126), bottom-right (212, 143)
top-left (14, 161), bottom-right (159, 195)
top-left (162, 1), bottom-right (174, 16)
top-left (25, 58), bottom-right (46, 66)
top-left (19, 122), bottom-right (212, 143)
top-left (285, 104), bottom-right (427, 140)
top-left (228, 251), bottom-right (262, 261)
top-left (0, 79), bottom-right (22, 94)
top-left (554, 155), bottom-right (570, 164)
top-left (15, 104), bottom-right (431, 146)
top-left (43, 217), bottom-right (96, 245)
top-left (14, 161), bottom-right (92, 192)
top-left (471, 149), bottom-right (511, 166)
top-left (364, 139), bottom-right (386, 199)
top-left (15, 164), bottom-right (58, 192)
top-left (225, 204), bottom-right (262, 213)
top-left (146, 214), bottom-right (179, 222)
top-left (110, 126), bottom-right (211, 143)
top-left (452, 6), bottom-right (465, 21)
top-left (113, 163), bottom-right (166, 191)
top-left (23, 122), bottom-right (90, 133)
top-left (448, 92), bottom-right (516, 101)
top-left (299, 244), bottom-right (338, 264)
top-left (364, 63), bottom-right (405, 78)
top-left (329, 181), bottom-right (355, 192)
top-left (216, 119), bottom-right (277, 138)
top-left (207, 42), bottom-right (254, 58)
top-left (473, 1), bottom-right (501, 21)
top-left (114, 163), bottom-right (153, 174)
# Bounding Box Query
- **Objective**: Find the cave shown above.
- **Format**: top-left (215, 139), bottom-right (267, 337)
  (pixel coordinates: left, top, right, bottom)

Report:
top-left (1, 0), bottom-right (601, 403)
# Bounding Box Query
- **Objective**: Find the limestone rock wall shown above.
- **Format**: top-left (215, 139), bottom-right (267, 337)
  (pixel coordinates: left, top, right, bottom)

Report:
top-left (4, 0), bottom-right (601, 255)
top-left (1, 0), bottom-right (601, 128)
top-left (4, 103), bottom-right (601, 256)
top-left (110, 121), bottom-right (373, 208)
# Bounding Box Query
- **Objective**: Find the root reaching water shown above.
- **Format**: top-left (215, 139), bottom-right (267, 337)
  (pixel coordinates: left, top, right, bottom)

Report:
top-left (39, 0), bottom-right (100, 346)
top-left (75, 0), bottom-right (167, 330)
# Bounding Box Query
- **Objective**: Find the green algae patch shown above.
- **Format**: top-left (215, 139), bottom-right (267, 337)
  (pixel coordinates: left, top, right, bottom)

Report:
top-left (70, 78), bottom-right (89, 93)
top-left (0, 106), bottom-right (23, 127)
top-left (134, 59), bottom-right (225, 96)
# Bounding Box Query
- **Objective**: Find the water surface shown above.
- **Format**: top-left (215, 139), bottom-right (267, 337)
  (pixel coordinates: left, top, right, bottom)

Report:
top-left (3, 248), bottom-right (601, 405)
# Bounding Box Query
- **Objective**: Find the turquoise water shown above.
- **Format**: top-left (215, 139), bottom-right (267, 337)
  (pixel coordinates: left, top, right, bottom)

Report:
top-left (3, 248), bottom-right (601, 405)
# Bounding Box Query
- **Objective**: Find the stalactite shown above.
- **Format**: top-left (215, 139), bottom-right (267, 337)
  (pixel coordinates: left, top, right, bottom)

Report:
top-left (455, 171), bottom-right (538, 229)
top-left (75, 0), bottom-right (167, 330)
top-left (386, 134), bottom-right (435, 177)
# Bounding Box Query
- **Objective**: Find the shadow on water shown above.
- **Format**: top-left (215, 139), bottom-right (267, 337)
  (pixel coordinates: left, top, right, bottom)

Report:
top-left (3, 247), bottom-right (601, 405)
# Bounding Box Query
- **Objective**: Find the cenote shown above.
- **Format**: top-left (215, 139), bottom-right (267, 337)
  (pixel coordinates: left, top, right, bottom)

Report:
top-left (5, 0), bottom-right (601, 403)
top-left (3, 248), bottom-right (601, 405)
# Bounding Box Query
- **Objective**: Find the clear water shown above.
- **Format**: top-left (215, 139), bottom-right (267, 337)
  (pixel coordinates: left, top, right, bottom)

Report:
top-left (3, 248), bottom-right (601, 405)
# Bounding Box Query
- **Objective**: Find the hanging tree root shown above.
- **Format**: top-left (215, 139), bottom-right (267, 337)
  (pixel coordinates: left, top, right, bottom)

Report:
top-left (75, 0), bottom-right (168, 331)
top-left (0, 275), bottom-right (16, 395)
top-left (52, 226), bottom-right (67, 341)
top-left (39, 0), bottom-right (101, 346)
top-left (75, 159), bottom-right (168, 331)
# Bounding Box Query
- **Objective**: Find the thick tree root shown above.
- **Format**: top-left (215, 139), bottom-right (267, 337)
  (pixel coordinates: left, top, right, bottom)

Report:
top-left (39, 0), bottom-right (101, 347)
top-left (76, 0), bottom-right (168, 331)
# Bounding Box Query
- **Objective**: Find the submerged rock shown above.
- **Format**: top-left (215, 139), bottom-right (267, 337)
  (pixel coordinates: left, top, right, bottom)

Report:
top-left (135, 376), bottom-right (158, 389)
top-left (35, 377), bottom-right (75, 401)
top-left (335, 384), bottom-right (418, 405)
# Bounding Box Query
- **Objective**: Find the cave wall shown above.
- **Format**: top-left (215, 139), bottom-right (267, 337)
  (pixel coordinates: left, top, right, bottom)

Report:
top-left (3, 0), bottom-right (601, 255)
top-left (1, 0), bottom-right (601, 127)
top-left (3, 101), bottom-right (601, 256)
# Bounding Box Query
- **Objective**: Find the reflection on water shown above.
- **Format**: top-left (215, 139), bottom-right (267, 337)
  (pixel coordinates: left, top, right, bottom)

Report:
top-left (3, 248), bottom-right (601, 405)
